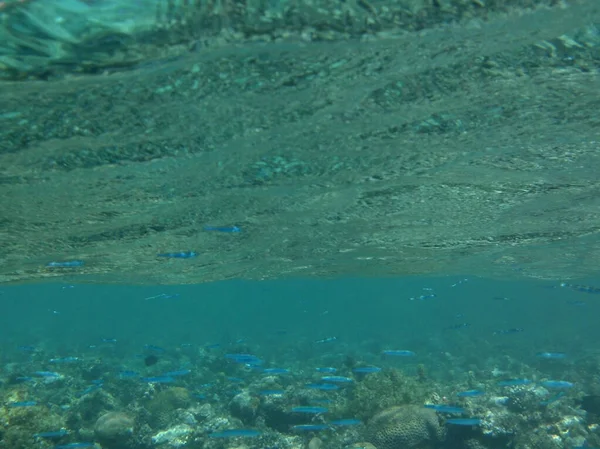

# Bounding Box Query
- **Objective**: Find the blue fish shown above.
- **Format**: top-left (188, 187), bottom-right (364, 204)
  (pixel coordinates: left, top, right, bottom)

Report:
top-left (316, 367), bottom-right (337, 373)
top-left (425, 404), bottom-right (465, 414)
top-left (34, 371), bottom-right (61, 378)
top-left (209, 429), bottom-right (260, 438)
top-left (446, 418), bottom-right (482, 426)
top-left (46, 260), bottom-right (85, 268)
top-left (291, 406), bottom-right (328, 414)
top-left (118, 370), bottom-right (139, 379)
top-left (144, 344), bottom-right (165, 352)
top-left (204, 226), bottom-right (241, 233)
top-left (498, 379), bottom-right (532, 387)
top-left (541, 380), bottom-right (574, 389)
top-left (540, 392), bottom-right (565, 405)
top-left (76, 385), bottom-right (102, 397)
top-left (493, 328), bottom-right (524, 335)
top-left (315, 337), bottom-right (337, 343)
top-left (330, 419), bottom-right (362, 426)
top-left (18, 345), bottom-right (36, 352)
top-left (536, 352), bottom-right (566, 359)
top-left (259, 390), bottom-right (284, 396)
top-left (163, 370), bottom-right (191, 377)
top-left (457, 390), bottom-right (485, 398)
top-left (225, 354), bottom-right (263, 366)
top-left (9, 401), bottom-right (37, 407)
top-left (50, 357), bottom-right (80, 363)
top-left (321, 376), bottom-right (353, 383)
top-left (157, 251), bottom-right (197, 258)
top-left (291, 424), bottom-right (330, 431)
top-left (54, 443), bottom-right (95, 449)
top-left (353, 366), bottom-right (382, 374)
top-left (410, 294), bottom-right (437, 301)
top-left (263, 368), bottom-right (289, 374)
top-left (383, 350), bottom-right (416, 356)
top-left (227, 377), bottom-right (245, 383)
top-left (560, 282), bottom-right (600, 294)
top-left (15, 377), bottom-right (33, 383)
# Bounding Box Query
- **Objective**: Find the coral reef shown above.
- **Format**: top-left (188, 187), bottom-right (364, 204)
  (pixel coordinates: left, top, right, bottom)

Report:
top-left (94, 411), bottom-right (135, 448)
top-left (364, 405), bottom-right (446, 449)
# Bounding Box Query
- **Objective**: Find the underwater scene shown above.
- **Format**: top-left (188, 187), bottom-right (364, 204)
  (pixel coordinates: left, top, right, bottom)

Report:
top-left (2, 278), bottom-right (600, 449)
top-left (1, 0), bottom-right (600, 449)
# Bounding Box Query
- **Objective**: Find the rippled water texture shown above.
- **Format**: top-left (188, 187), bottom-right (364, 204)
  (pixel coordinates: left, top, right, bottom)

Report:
top-left (0, 0), bottom-right (599, 285)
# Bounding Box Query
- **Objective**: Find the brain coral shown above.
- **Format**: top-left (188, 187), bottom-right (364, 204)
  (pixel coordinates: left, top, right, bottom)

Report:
top-left (94, 411), bottom-right (134, 448)
top-left (365, 405), bottom-right (445, 449)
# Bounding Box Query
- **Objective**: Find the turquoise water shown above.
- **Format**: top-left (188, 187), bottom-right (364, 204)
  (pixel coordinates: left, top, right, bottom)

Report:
top-left (1, 278), bottom-right (600, 448)
top-left (2, 0), bottom-right (600, 448)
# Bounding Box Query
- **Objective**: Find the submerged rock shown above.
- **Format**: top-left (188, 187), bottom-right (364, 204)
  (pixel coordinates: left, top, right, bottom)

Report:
top-left (94, 411), bottom-right (135, 448)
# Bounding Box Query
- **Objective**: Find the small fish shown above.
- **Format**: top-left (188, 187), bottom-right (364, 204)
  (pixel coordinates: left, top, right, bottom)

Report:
top-left (291, 406), bottom-right (328, 414)
top-left (451, 279), bottom-right (469, 287)
top-left (305, 383), bottom-right (340, 391)
top-left (118, 370), bottom-right (139, 379)
top-left (101, 338), bottom-right (117, 343)
top-left (204, 225), bottom-right (241, 233)
top-left (76, 385), bottom-right (102, 397)
top-left (498, 379), bottom-right (532, 387)
top-left (140, 376), bottom-right (175, 384)
top-left (225, 354), bottom-right (263, 365)
top-left (446, 418), bottom-right (482, 426)
top-left (50, 357), bottom-right (80, 363)
top-left (540, 392), bottom-right (565, 405)
top-left (492, 296), bottom-right (511, 301)
top-left (330, 419), bottom-right (362, 426)
top-left (383, 350), bottom-right (416, 357)
top-left (541, 380), bottom-right (574, 389)
top-left (457, 390), bottom-right (485, 398)
top-left (263, 368), bottom-right (289, 374)
top-left (9, 401), bottom-right (37, 407)
top-left (352, 366), bottom-right (382, 374)
top-left (227, 377), bottom-right (245, 383)
top-left (18, 345), bottom-right (36, 352)
top-left (447, 323), bottom-right (471, 330)
top-left (536, 352), bottom-right (566, 359)
top-left (560, 282), bottom-right (600, 294)
top-left (425, 404), bottom-right (465, 414)
top-left (321, 376), bottom-right (353, 383)
top-left (144, 344), bottom-right (165, 352)
top-left (15, 377), bottom-right (33, 383)
top-left (145, 293), bottom-right (181, 300)
top-left (209, 429), bottom-right (260, 438)
top-left (316, 367), bottom-right (337, 373)
top-left (493, 328), bottom-right (524, 335)
top-left (34, 371), bottom-right (61, 378)
top-left (315, 337), bottom-right (337, 344)
top-left (163, 369), bottom-right (191, 377)
top-left (410, 294), bottom-right (437, 301)
top-left (157, 251), bottom-right (197, 258)
top-left (291, 424), bottom-right (330, 431)
top-left (34, 429), bottom-right (69, 438)
top-left (46, 260), bottom-right (84, 268)
top-left (54, 443), bottom-right (96, 449)
top-left (259, 390), bottom-right (284, 396)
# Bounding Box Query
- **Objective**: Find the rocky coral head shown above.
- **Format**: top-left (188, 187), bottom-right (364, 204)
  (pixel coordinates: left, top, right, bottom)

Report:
top-left (365, 405), bottom-right (446, 449)
top-left (94, 411), bottom-right (135, 447)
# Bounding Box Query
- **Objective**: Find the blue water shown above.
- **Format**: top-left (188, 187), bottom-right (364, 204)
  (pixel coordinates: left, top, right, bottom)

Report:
top-left (3, 278), bottom-right (597, 360)
top-left (2, 277), bottom-right (600, 448)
